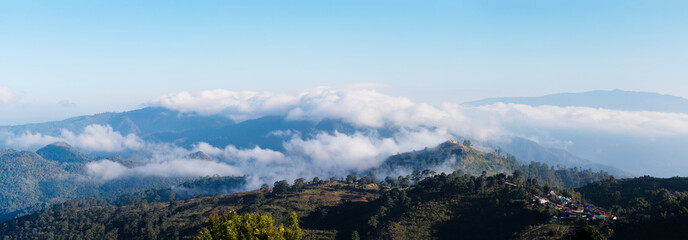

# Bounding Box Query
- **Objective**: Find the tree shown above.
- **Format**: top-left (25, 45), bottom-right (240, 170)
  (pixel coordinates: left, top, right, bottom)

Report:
top-left (196, 210), bottom-right (302, 240)
top-left (274, 180), bottom-right (290, 195)
top-left (463, 140), bottom-right (472, 147)
top-left (312, 177), bottom-right (321, 184)
top-left (358, 176), bottom-right (372, 186)
top-left (351, 230), bottom-right (360, 240)
top-left (284, 212), bottom-right (302, 240)
top-left (346, 174), bottom-right (357, 183)
top-left (168, 191), bottom-right (176, 202)
top-left (368, 171), bottom-right (377, 183)
top-left (261, 184), bottom-right (270, 190)
top-left (495, 173), bottom-right (507, 181)
top-left (412, 170), bottom-right (422, 183)
top-left (421, 169), bottom-right (436, 178)
top-left (512, 170), bottom-right (524, 183)
top-left (398, 176), bottom-right (411, 188)
top-left (385, 176), bottom-right (397, 187)
top-left (292, 178), bottom-right (306, 192)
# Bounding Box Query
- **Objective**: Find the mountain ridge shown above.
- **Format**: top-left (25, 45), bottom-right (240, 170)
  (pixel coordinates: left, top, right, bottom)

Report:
top-left (0, 107), bottom-right (233, 138)
top-left (464, 89), bottom-right (688, 113)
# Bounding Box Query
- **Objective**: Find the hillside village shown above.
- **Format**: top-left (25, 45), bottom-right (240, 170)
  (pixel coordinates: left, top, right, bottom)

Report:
top-left (533, 189), bottom-right (620, 223)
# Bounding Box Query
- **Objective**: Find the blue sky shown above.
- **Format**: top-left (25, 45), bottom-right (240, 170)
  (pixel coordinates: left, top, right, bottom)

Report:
top-left (1, 0), bottom-right (687, 125)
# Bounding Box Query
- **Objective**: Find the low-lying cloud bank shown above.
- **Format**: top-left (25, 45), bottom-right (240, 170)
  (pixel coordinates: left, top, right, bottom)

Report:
top-left (154, 88), bottom-right (688, 140)
top-left (151, 88), bottom-right (688, 178)
top-left (186, 128), bottom-right (451, 188)
top-left (4, 124), bottom-right (144, 152)
top-left (86, 158), bottom-right (242, 181)
top-left (77, 126), bottom-right (449, 189)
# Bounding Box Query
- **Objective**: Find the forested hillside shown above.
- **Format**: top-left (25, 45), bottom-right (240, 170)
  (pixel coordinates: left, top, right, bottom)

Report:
top-left (0, 171), bottom-right (558, 239)
top-left (379, 140), bottom-right (611, 188)
top-left (0, 151), bottom-right (66, 221)
top-left (0, 139), bottom-right (612, 228)
top-left (0, 145), bottom-right (195, 223)
top-left (4, 169), bottom-right (686, 239)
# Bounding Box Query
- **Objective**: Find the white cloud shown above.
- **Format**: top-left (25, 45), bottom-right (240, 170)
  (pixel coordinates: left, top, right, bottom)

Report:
top-left (173, 127), bottom-right (450, 189)
top-left (4, 124), bottom-right (144, 152)
top-left (152, 88), bottom-right (688, 139)
top-left (192, 142), bottom-right (224, 156)
top-left (475, 103), bottom-right (688, 136)
top-left (131, 159), bottom-right (242, 178)
top-left (283, 131), bottom-right (399, 170)
top-left (85, 160), bottom-right (129, 181)
top-left (86, 158), bottom-right (242, 181)
top-left (147, 87), bottom-right (688, 179)
top-left (193, 142), bottom-right (287, 164)
top-left (0, 87), bottom-right (15, 104)
top-left (225, 145), bottom-right (287, 163)
top-left (61, 125), bottom-right (144, 152)
top-left (285, 89), bottom-right (419, 128)
top-left (5, 131), bottom-right (63, 149)
top-left (152, 89), bottom-right (300, 122)
top-left (152, 88), bottom-right (447, 128)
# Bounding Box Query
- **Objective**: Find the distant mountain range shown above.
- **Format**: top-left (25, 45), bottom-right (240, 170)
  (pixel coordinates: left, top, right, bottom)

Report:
top-left (0, 107), bottom-right (611, 173)
top-left (1, 89), bottom-right (685, 180)
top-left (0, 107), bottom-right (231, 138)
top-left (464, 89), bottom-right (688, 113)
top-left (0, 107), bottom-right (362, 151)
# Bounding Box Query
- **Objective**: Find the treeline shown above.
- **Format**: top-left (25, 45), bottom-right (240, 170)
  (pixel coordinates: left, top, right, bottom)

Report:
top-left (520, 161), bottom-right (612, 188)
top-left (0, 197), bottom-right (172, 240)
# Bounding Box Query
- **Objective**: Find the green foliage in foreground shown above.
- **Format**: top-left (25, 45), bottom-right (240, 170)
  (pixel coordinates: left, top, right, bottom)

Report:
top-left (197, 211), bottom-right (301, 240)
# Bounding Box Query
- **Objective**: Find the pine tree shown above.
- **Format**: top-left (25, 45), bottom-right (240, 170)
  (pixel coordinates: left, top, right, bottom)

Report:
top-left (197, 210), bottom-right (302, 240)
